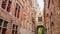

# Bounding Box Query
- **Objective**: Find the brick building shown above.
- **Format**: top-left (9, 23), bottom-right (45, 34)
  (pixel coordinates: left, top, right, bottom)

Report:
top-left (44, 0), bottom-right (60, 34)
top-left (0, 0), bottom-right (35, 34)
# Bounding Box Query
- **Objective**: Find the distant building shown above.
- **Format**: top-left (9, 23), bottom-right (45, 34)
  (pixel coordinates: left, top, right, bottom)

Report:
top-left (35, 11), bottom-right (44, 26)
top-left (44, 0), bottom-right (60, 34)
top-left (34, 3), bottom-right (44, 34)
top-left (0, 0), bottom-right (35, 34)
top-left (35, 3), bottom-right (44, 26)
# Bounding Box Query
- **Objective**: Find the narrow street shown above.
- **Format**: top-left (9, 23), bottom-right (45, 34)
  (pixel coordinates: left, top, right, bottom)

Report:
top-left (0, 0), bottom-right (60, 34)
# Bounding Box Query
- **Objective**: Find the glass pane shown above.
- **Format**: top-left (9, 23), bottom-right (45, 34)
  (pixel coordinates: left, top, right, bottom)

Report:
top-left (7, 6), bottom-right (10, 12)
top-left (8, 0), bottom-right (12, 6)
top-left (12, 30), bottom-right (14, 34)
top-left (2, 0), bottom-right (7, 9)
top-left (3, 21), bottom-right (8, 27)
top-left (16, 25), bottom-right (18, 30)
top-left (0, 27), bottom-right (1, 32)
top-left (0, 19), bottom-right (3, 26)
top-left (2, 28), bottom-right (7, 34)
top-left (7, 0), bottom-right (12, 12)
top-left (16, 3), bottom-right (19, 9)
top-left (38, 17), bottom-right (42, 22)
top-left (2, 4), bottom-right (5, 9)
top-left (15, 31), bottom-right (17, 34)
top-left (13, 24), bottom-right (15, 29)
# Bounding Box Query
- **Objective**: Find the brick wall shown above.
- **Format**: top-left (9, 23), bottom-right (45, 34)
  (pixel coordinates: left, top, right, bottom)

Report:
top-left (0, 0), bottom-right (35, 34)
top-left (44, 0), bottom-right (60, 34)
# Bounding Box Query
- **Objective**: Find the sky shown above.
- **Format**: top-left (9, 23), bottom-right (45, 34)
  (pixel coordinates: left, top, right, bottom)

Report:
top-left (37, 0), bottom-right (44, 12)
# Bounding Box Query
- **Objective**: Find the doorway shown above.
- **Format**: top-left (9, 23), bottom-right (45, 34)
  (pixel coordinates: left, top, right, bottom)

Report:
top-left (37, 26), bottom-right (44, 34)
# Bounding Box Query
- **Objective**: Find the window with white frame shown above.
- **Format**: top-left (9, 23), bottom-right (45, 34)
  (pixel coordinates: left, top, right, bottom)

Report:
top-left (12, 24), bottom-right (18, 34)
top-left (0, 18), bottom-right (8, 34)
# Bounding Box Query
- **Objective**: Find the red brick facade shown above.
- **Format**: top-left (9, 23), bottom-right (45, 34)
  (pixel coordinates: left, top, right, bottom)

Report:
top-left (0, 0), bottom-right (35, 34)
top-left (44, 0), bottom-right (60, 34)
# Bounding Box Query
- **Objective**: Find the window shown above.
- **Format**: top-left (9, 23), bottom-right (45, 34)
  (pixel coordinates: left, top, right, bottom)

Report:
top-left (2, 28), bottom-right (7, 34)
top-left (12, 30), bottom-right (14, 34)
top-left (50, 12), bottom-right (52, 22)
top-left (16, 25), bottom-right (18, 30)
top-left (15, 3), bottom-right (18, 17)
top-left (0, 27), bottom-right (1, 32)
top-left (17, 6), bottom-right (20, 18)
top-left (3, 21), bottom-right (8, 27)
top-left (48, 0), bottom-right (50, 8)
top-left (0, 18), bottom-right (8, 34)
top-left (0, 19), bottom-right (3, 26)
top-left (15, 3), bottom-right (20, 18)
top-left (15, 4), bottom-right (18, 17)
top-left (7, 0), bottom-right (12, 12)
top-left (38, 17), bottom-right (42, 22)
top-left (32, 17), bottom-right (35, 24)
top-left (12, 24), bottom-right (18, 34)
top-left (1, 0), bottom-right (7, 9)
top-left (13, 24), bottom-right (15, 29)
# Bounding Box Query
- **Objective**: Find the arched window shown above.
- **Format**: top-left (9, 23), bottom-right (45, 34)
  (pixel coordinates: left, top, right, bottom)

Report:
top-left (7, 0), bottom-right (12, 12)
top-left (2, 0), bottom-right (7, 9)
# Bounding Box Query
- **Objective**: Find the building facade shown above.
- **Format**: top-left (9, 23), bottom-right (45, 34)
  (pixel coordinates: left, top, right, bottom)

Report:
top-left (33, 2), bottom-right (45, 34)
top-left (35, 4), bottom-right (44, 26)
top-left (44, 0), bottom-right (60, 34)
top-left (0, 0), bottom-right (35, 34)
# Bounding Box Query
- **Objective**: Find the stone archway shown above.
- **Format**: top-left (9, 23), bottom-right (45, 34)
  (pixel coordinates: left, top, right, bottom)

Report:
top-left (37, 25), bottom-right (45, 34)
